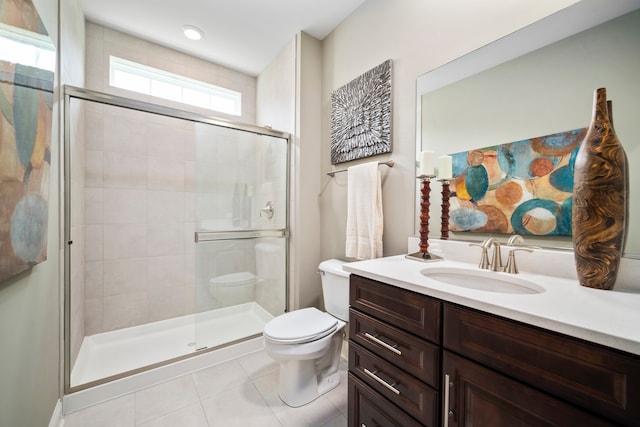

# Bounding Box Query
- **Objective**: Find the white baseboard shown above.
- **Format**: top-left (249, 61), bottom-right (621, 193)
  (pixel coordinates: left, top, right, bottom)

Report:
top-left (49, 399), bottom-right (63, 427)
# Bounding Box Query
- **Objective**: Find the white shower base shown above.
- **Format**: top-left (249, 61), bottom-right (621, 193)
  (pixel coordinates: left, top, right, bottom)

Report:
top-left (71, 302), bottom-right (273, 387)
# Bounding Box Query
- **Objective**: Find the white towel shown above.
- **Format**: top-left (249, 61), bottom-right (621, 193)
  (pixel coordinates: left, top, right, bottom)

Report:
top-left (345, 162), bottom-right (383, 260)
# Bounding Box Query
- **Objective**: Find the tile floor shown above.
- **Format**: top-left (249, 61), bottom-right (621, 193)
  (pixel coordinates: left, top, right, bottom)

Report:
top-left (63, 350), bottom-right (348, 427)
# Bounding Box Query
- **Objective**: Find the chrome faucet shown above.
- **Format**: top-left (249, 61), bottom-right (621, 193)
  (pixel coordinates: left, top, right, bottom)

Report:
top-left (504, 234), bottom-right (540, 274)
top-left (489, 240), bottom-right (503, 272)
top-left (505, 248), bottom-right (533, 274)
top-left (469, 238), bottom-right (496, 270)
top-left (507, 234), bottom-right (524, 246)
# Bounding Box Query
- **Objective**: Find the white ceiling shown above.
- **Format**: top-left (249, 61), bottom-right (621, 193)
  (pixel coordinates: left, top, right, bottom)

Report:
top-left (80, 0), bottom-right (366, 76)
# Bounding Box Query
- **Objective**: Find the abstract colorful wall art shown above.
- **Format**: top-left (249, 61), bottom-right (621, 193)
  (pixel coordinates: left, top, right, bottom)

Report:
top-left (448, 128), bottom-right (587, 236)
top-left (330, 59), bottom-right (392, 164)
top-left (0, 0), bottom-right (55, 283)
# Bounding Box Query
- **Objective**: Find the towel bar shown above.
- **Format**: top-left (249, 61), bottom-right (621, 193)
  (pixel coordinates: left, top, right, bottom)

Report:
top-left (327, 160), bottom-right (394, 177)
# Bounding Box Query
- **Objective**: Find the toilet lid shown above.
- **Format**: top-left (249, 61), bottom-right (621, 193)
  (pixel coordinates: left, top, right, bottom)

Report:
top-left (263, 307), bottom-right (338, 344)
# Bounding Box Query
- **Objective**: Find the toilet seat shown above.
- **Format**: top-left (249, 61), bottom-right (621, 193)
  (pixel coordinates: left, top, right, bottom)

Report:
top-left (264, 307), bottom-right (338, 344)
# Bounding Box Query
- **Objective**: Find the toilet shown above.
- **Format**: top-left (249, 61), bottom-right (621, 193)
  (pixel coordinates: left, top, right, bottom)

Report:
top-left (208, 271), bottom-right (262, 307)
top-left (263, 259), bottom-right (350, 407)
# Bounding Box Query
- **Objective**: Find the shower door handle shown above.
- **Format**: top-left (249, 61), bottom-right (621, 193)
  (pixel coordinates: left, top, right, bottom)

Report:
top-left (260, 201), bottom-right (274, 219)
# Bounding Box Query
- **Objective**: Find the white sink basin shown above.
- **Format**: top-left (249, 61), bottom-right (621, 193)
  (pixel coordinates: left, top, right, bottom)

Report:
top-left (422, 267), bottom-right (545, 294)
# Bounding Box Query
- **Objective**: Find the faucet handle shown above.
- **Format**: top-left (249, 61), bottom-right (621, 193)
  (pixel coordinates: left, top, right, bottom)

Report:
top-left (469, 243), bottom-right (490, 269)
top-left (507, 234), bottom-right (524, 246)
top-left (505, 248), bottom-right (533, 274)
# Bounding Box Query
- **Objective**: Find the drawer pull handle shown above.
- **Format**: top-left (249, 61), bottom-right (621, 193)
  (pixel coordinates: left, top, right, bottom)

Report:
top-left (364, 368), bottom-right (401, 395)
top-left (364, 332), bottom-right (402, 356)
top-left (443, 373), bottom-right (453, 427)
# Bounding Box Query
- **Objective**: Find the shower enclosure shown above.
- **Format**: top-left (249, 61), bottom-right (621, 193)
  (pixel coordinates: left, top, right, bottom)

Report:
top-left (63, 86), bottom-right (289, 392)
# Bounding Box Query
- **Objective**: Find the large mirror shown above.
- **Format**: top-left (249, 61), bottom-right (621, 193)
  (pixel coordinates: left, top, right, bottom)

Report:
top-left (416, 0), bottom-right (640, 257)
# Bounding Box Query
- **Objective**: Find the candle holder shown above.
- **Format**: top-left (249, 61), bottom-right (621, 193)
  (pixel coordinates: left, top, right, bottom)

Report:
top-left (440, 179), bottom-right (451, 240)
top-left (406, 175), bottom-right (443, 263)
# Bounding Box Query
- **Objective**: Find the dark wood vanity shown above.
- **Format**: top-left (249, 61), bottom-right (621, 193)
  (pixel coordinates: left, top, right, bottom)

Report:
top-left (348, 274), bottom-right (640, 426)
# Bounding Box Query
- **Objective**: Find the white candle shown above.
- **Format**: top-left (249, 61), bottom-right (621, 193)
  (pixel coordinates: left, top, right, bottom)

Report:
top-left (438, 155), bottom-right (453, 180)
top-left (420, 150), bottom-right (435, 176)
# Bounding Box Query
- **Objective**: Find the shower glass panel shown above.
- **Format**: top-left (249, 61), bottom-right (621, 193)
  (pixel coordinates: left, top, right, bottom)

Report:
top-left (64, 86), bottom-right (289, 392)
top-left (193, 124), bottom-right (288, 351)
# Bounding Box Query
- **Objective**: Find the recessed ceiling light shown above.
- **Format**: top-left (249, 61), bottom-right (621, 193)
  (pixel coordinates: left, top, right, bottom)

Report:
top-left (182, 25), bottom-right (203, 41)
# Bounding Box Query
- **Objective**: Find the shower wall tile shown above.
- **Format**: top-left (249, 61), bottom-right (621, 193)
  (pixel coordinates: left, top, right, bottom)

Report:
top-left (147, 224), bottom-right (184, 257)
top-left (147, 255), bottom-right (185, 290)
top-left (184, 128), bottom-right (196, 161)
top-left (103, 224), bottom-right (147, 260)
top-left (84, 261), bottom-right (104, 299)
top-left (103, 291), bottom-right (148, 331)
top-left (103, 258), bottom-right (148, 296)
top-left (103, 113), bottom-right (147, 156)
top-left (183, 282), bottom-right (196, 314)
top-left (147, 158), bottom-right (185, 191)
top-left (84, 188), bottom-right (103, 225)
top-left (147, 191), bottom-right (185, 224)
top-left (84, 150), bottom-right (103, 188)
top-left (184, 186), bottom-right (195, 220)
top-left (148, 287), bottom-right (187, 322)
top-left (103, 151), bottom-right (147, 190)
top-left (184, 160), bottom-right (196, 193)
top-left (146, 122), bottom-right (186, 161)
top-left (85, 225), bottom-right (104, 262)
top-left (84, 110), bottom-right (104, 151)
top-left (103, 188), bottom-right (147, 224)
top-left (84, 298), bottom-right (103, 336)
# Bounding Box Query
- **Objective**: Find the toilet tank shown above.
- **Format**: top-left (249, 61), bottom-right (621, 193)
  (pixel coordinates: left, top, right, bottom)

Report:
top-left (318, 259), bottom-right (350, 322)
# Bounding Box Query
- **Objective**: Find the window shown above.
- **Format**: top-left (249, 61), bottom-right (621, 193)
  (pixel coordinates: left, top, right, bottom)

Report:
top-left (109, 56), bottom-right (242, 116)
top-left (0, 23), bottom-right (55, 72)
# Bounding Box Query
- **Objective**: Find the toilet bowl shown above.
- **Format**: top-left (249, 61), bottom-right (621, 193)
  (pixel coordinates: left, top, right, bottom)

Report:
top-left (263, 259), bottom-right (350, 407)
top-left (208, 271), bottom-right (262, 307)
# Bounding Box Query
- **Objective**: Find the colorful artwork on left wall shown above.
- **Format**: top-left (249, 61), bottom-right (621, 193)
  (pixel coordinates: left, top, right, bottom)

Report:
top-left (448, 128), bottom-right (587, 236)
top-left (0, 0), bottom-right (55, 283)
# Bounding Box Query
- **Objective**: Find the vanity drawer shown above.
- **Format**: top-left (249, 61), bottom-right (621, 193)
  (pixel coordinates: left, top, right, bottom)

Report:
top-left (444, 303), bottom-right (640, 425)
top-left (350, 275), bottom-right (441, 343)
top-left (350, 341), bottom-right (438, 425)
top-left (348, 372), bottom-right (423, 427)
top-left (350, 308), bottom-right (440, 388)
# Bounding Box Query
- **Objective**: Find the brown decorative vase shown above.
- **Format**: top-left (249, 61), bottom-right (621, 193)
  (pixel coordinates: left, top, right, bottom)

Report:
top-left (572, 88), bottom-right (626, 290)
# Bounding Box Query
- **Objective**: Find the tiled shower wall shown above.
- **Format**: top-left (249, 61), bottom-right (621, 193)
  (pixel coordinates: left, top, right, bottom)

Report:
top-left (83, 102), bottom-right (197, 334)
top-left (80, 21), bottom-right (260, 335)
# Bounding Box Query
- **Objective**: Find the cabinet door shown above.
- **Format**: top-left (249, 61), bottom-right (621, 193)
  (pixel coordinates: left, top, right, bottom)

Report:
top-left (443, 351), bottom-right (613, 427)
top-left (444, 303), bottom-right (640, 425)
top-left (349, 373), bottom-right (423, 427)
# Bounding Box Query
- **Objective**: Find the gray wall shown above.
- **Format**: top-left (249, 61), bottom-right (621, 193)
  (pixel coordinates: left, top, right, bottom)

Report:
top-left (319, 0), bottom-right (578, 260)
top-left (0, 0), bottom-right (85, 425)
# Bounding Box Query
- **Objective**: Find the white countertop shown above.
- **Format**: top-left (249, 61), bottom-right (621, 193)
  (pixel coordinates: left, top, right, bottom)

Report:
top-left (343, 239), bottom-right (640, 356)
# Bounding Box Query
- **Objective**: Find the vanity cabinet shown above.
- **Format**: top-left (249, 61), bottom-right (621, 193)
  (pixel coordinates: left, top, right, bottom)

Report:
top-left (443, 303), bottom-right (640, 427)
top-left (348, 274), bottom-right (640, 427)
top-left (349, 274), bottom-right (441, 426)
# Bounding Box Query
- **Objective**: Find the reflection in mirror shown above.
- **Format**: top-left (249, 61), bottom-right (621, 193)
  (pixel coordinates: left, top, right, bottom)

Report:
top-left (0, 0), bottom-right (56, 282)
top-left (416, 2), bottom-right (640, 257)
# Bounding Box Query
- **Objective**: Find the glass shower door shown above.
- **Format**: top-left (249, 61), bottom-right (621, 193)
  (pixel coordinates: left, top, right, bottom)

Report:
top-left (193, 123), bottom-right (289, 351)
